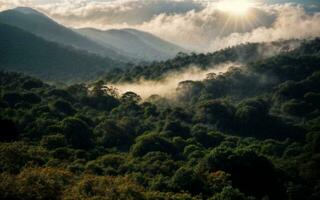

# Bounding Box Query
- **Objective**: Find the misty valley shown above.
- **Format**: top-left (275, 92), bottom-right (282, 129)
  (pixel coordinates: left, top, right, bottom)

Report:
top-left (1, 1), bottom-right (320, 200)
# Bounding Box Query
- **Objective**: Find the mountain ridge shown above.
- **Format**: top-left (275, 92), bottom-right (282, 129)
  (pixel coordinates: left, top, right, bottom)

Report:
top-left (0, 7), bottom-right (130, 62)
top-left (76, 27), bottom-right (187, 61)
top-left (0, 23), bottom-right (126, 82)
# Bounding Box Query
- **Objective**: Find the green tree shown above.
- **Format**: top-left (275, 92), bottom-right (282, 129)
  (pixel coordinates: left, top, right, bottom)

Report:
top-left (61, 117), bottom-right (93, 149)
top-left (131, 133), bottom-right (178, 157)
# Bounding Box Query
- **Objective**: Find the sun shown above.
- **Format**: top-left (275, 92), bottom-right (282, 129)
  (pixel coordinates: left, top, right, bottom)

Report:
top-left (217, 0), bottom-right (253, 15)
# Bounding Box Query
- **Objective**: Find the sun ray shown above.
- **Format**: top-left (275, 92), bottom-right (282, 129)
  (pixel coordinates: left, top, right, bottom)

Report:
top-left (217, 0), bottom-right (253, 15)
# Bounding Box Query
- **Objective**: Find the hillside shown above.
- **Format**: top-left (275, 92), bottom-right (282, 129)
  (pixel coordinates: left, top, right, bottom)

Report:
top-left (0, 23), bottom-right (126, 82)
top-left (0, 7), bottom-right (129, 61)
top-left (104, 39), bottom-right (306, 82)
top-left (76, 28), bottom-right (187, 61)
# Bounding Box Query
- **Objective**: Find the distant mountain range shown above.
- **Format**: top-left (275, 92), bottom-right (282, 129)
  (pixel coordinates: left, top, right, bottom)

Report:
top-left (0, 23), bottom-right (126, 82)
top-left (0, 7), bottom-right (129, 62)
top-left (0, 7), bottom-right (186, 62)
top-left (1, 7), bottom-right (311, 84)
top-left (76, 28), bottom-right (187, 61)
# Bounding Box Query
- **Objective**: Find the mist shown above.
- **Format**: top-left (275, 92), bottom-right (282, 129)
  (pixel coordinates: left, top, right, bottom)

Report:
top-left (109, 63), bottom-right (242, 99)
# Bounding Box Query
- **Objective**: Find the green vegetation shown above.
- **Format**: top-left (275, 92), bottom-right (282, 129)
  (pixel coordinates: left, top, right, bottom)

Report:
top-left (0, 23), bottom-right (127, 82)
top-left (0, 38), bottom-right (320, 199)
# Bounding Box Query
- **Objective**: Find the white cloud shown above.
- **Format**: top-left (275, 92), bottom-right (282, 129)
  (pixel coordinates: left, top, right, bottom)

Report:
top-left (208, 4), bottom-right (320, 50)
top-left (0, 0), bottom-right (320, 52)
top-left (110, 62), bottom-right (240, 99)
top-left (36, 0), bottom-right (203, 26)
top-left (135, 5), bottom-right (277, 51)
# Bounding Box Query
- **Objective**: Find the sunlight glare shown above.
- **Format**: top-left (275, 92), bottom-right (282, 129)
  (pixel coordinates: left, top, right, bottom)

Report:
top-left (217, 0), bottom-right (253, 15)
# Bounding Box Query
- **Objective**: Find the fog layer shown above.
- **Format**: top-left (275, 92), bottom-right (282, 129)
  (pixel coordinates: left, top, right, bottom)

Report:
top-left (110, 63), bottom-right (241, 99)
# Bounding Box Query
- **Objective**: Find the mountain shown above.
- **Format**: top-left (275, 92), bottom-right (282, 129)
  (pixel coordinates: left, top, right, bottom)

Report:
top-left (104, 39), bottom-right (306, 81)
top-left (76, 28), bottom-right (187, 61)
top-left (0, 7), bottom-right (129, 61)
top-left (0, 23), bottom-right (126, 82)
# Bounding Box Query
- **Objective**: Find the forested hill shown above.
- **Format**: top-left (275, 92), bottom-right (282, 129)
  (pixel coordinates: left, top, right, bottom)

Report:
top-left (0, 7), bottom-right (129, 62)
top-left (0, 38), bottom-right (320, 199)
top-left (104, 39), bottom-right (318, 82)
top-left (0, 23), bottom-right (127, 82)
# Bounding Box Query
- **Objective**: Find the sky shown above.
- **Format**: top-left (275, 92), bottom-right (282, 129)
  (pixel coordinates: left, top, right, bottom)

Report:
top-left (0, 0), bottom-right (320, 51)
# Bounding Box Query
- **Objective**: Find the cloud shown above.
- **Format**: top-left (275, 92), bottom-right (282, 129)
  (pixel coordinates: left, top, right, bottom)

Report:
top-left (35, 1), bottom-right (320, 52)
top-left (36, 0), bottom-right (203, 27)
top-left (0, 0), bottom-right (33, 10)
top-left (0, 0), bottom-right (320, 52)
top-left (208, 4), bottom-right (320, 50)
top-left (131, 3), bottom-right (320, 51)
top-left (110, 62), bottom-right (241, 99)
top-left (136, 5), bottom-right (277, 51)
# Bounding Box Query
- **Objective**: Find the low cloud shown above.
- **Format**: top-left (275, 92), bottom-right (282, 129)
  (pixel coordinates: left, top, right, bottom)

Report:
top-left (110, 63), bottom-right (241, 99)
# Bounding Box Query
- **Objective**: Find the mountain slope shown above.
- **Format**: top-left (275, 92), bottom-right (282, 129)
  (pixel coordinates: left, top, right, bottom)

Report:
top-left (104, 39), bottom-right (306, 82)
top-left (76, 28), bottom-right (187, 61)
top-left (0, 7), bottom-right (129, 61)
top-left (0, 23), bottom-right (125, 82)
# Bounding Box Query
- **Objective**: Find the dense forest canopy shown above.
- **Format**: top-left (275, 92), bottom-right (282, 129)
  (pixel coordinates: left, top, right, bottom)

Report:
top-left (103, 39), bottom-right (304, 83)
top-left (1, 38), bottom-right (320, 199)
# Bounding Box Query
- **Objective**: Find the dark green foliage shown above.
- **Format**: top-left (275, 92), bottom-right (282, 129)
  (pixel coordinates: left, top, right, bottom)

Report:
top-left (131, 133), bottom-right (178, 157)
top-left (162, 120), bottom-right (190, 138)
top-left (51, 100), bottom-right (75, 115)
top-left (195, 100), bottom-right (235, 130)
top-left (121, 91), bottom-right (142, 104)
top-left (206, 148), bottom-right (285, 199)
top-left (171, 167), bottom-right (203, 194)
top-left (40, 134), bottom-right (67, 150)
top-left (21, 79), bottom-right (44, 90)
top-left (0, 118), bottom-right (19, 141)
top-left (95, 120), bottom-right (132, 149)
top-left (1, 38), bottom-right (320, 199)
top-left (61, 117), bottom-right (93, 149)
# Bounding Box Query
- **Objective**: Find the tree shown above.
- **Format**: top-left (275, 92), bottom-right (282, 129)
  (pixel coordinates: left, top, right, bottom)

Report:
top-left (40, 134), bottom-right (67, 150)
top-left (176, 80), bottom-right (203, 102)
top-left (66, 83), bottom-right (88, 97)
top-left (64, 175), bottom-right (145, 200)
top-left (162, 120), bottom-right (190, 138)
top-left (209, 186), bottom-right (247, 200)
top-left (281, 99), bottom-right (312, 117)
top-left (131, 133), bottom-right (178, 157)
top-left (22, 79), bottom-right (44, 90)
top-left (0, 118), bottom-right (19, 142)
top-left (206, 148), bottom-right (285, 199)
top-left (15, 167), bottom-right (72, 200)
top-left (171, 167), bottom-right (203, 194)
top-left (61, 117), bottom-right (93, 149)
top-left (2, 92), bottom-right (23, 106)
top-left (94, 120), bottom-right (132, 149)
top-left (23, 93), bottom-right (41, 104)
top-left (91, 80), bottom-right (106, 97)
top-left (0, 142), bottom-right (48, 174)
top-left (195, 100), bottom-right (235, 130)
top-left (51, 100), bottom-right (75, 115)
top-left (121, 92), bottom-right (142, 104)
